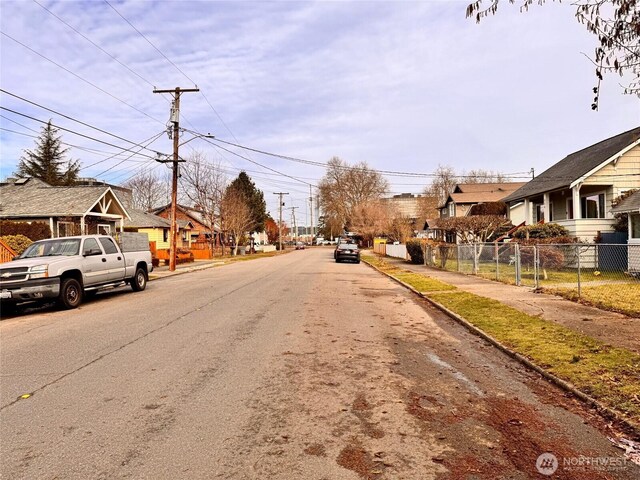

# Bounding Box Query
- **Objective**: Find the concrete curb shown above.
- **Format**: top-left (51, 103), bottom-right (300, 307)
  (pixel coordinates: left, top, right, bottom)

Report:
top-left (362, 256), bottom-right (640, 437)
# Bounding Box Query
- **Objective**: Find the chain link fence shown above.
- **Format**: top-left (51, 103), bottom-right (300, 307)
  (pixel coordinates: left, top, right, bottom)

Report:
top-left (421, 243), bottom-right (640, 315)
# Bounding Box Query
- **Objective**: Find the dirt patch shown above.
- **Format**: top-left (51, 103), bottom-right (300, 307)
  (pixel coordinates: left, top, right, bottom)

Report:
top-left (406, 391), bottom-right (439, 422)
top-left (352, 393), bottom-right (372, 411)
top-left (336, 444), bottom-right (385, 479)
top-left (304, 443), bottom-right (326, 457)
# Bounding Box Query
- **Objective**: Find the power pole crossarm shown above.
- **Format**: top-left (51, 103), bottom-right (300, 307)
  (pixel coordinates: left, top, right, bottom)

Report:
top-left (153, 86), bottom-right (199, 272)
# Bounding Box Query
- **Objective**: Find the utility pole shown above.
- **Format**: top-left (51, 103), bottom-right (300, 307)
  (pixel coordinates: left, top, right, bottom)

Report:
top-left (273, 192), bottom-right (289, 251)
top-left (153, 86), bottom-right (199, 271)
top-left (289, 206), bottom-right (299, 242)
top-left (309, 185), bottom-right (314, 243)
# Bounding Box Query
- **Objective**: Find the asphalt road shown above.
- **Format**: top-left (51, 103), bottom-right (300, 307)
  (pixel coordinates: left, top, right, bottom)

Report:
top-left (1, 247), bottom-right (637, 479)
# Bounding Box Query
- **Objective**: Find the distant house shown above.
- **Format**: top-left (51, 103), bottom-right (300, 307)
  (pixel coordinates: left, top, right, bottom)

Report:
top-left (123, 210), bottom-right (193, 250)
top-left (502, 127), bottom-right (640, 242)
top-left (151, 204), bottom-right (219, 244)
top-left (438, 182), bottom-right (527, 223)
top-left (0, 177), bottom-right (130, 237)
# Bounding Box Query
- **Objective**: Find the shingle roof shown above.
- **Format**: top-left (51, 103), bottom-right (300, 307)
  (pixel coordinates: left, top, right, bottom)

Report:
top-left (124, 210), bottom-right (193, 229)
top-left (611, 190), bottom-right (640, 214)
top-left (503, 127), bottom-right (640, 203)
top-left (0, 179), bottom-right (126, 217)
top-left (439, 182), bottom-right (526, 208)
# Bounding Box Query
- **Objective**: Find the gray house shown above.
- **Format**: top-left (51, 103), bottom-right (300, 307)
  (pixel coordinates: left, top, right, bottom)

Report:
top-left (503, 127), bottom-right (640, 241)
top-left (0, 177), bottom-right (130, 237)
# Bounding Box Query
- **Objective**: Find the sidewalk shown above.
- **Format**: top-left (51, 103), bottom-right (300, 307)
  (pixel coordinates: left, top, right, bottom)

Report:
top-left (149, 259), bottom-right (224, 280)
top-left (381, 255), bottom-right (640, 354)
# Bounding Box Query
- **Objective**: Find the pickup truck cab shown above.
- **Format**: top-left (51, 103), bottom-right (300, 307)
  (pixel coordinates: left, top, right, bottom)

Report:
top-left (0, 234), bottom-right (153, 310)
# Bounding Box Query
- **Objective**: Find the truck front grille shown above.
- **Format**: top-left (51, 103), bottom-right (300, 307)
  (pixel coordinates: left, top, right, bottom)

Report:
top-left (0, 267), bottom-right (30, 285)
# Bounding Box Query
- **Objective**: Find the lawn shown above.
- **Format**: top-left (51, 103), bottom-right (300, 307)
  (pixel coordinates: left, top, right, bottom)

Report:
top-left (428, 291), bottom-right (640, 420)
top-left (546, 284), bottom-right (640, 318)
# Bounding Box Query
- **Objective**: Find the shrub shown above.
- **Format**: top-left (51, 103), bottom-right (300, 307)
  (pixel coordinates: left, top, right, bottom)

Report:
top-left (512, 223), bottom-right (570, 240)
top-left (1, 234), bottom-right (33, 255)
top-left (406, 239), bottom-right (424, 264)
top-left (0, 221), bottom-right (51, 241)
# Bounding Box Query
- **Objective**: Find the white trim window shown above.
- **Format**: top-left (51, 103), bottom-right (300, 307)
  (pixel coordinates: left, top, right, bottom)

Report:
top-left (631, 213), bottom-right (640, 239)
top-left (97, 224), bottom-right (111, 235)
top-left (580, 192), bottom-right (606, 219)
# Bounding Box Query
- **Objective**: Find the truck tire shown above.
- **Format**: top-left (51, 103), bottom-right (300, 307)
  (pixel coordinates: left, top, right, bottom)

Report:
top-left (58, 278), bottom-right (82, 309)
top-left (131, 267), bottom-right (147, 292)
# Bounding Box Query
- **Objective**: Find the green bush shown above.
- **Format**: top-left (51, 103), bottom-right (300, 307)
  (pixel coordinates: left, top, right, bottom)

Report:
top-left (1, 235), bottom-right (33, 255)
top-left (0, 221), bottom-right (51, 241)
top-left (512, 223), bottom-right (570, 240)
top-left (406, 239), bottom-right (424, 264)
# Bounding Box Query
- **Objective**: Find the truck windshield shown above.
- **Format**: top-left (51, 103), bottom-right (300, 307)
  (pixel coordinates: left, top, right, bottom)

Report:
top-left (19, 238), bottom-right (81, 258)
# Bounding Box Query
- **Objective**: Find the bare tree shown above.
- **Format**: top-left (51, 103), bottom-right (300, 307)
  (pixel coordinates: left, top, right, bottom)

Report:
top-left (423, 164), bottom-right (458, 206)
top-left (220, 188), bottom-right (253, 256)
top-left (466, 0), bottom-right (639, 109)
top-left (179, 151), bottom-right (227, 253)
top-left (122, 169), bottom-right (166, 211)
top-left (350, 200), bottom-right (393, 244)
top-left (318, 157), bottom-right (389, 232)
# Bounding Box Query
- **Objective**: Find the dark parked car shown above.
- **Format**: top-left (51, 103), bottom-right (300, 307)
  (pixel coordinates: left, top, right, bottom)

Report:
top-left (335, 243), bottom-right (360, 263)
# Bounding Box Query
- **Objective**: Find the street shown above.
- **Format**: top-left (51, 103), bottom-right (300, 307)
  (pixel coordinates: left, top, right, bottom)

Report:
top-left (1, 248), bottom-right (637, 479)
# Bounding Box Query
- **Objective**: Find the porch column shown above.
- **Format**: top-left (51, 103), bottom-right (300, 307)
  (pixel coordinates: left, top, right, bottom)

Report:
top-left (572, 184), bottom-right (582, 219)
top-left (81, 215), bottom-right (86, 235)
top-left (543, 193), bottom-right (551, 223)
top-left (49, 217), bottom-right (55, 238)
top-left (120, 217), bottom-right (124, 232)
top-left (523, 198), bottom-right (532, 225)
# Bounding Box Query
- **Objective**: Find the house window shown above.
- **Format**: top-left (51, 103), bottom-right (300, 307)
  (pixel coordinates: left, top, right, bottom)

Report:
top-left (97, 224), bottom-right (111, 235)
top-left (631, 214), bottom-right (640, 239)
top-left (535, 204), bottom-right (545, 223)
top-left (580, 192), bottom-right (605, 219)
top-left (163, 229), bottom-right (168, 243)
top-left (548, 202), bottom-right (553, 222)
top-left (567, 199), bottom-right (573, 220)
top-left (448, 203), bottom-right (455, 217)
top-left (57, 221), bottom-right (75, 237)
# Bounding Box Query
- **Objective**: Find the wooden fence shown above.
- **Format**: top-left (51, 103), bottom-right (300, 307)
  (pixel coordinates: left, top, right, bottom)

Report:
top-left (0, 238), bottom-right (17, 263)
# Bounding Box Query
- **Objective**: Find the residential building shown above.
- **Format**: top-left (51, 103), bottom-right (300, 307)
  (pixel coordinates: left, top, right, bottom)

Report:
top-left (123, 210), bottom-right (192, 249)
top-left (0, 177), bottom-right (129, 237)
top-left (438, 182), bottom-right (527, 223)
top-left (502, 127), bottom-right (640, 242)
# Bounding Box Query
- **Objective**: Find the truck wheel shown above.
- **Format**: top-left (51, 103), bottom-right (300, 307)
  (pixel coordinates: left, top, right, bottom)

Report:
top-left (58, 278), bottom-right (82, 309)
top-left (131, 267), bottom-right (147, 292)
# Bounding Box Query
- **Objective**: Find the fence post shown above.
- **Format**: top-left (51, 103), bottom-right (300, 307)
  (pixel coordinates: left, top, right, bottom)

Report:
top-left (515, 242), bottom-right (521, 286)
top-left (456, 244), bottom-right (460, 272)
top-left (473, 244), bottom-right (478, 275)
top-left (495, 243), bottom-right (499, 281)
top-left (534, 245), bottom-right (539, 290)
top-left (577, 244), bottom-right (581, 298)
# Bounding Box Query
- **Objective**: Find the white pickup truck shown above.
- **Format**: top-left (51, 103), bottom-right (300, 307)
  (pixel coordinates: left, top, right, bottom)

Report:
top-left (0, 234), bottom-right (153, 310)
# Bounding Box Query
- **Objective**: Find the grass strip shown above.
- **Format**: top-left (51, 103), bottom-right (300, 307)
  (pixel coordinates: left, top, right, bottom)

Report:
top-left (394, 271), bottom-right (456, 292)
top-left (429, 291), bottom-right (640, 419)
top-left (544, 285), bottom-right (640, 318)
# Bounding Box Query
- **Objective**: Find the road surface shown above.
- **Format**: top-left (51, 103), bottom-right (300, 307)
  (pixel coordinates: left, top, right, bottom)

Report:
top-left (1, 247), bottom-right (637, 479)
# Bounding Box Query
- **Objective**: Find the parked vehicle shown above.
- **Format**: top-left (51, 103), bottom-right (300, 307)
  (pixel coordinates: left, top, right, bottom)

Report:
top-left (0, 234), bottom-right (153, 310)
top-left (335, 243), bottom-right (360, 263)
top-left (295, 242), bottom-right (305, 250)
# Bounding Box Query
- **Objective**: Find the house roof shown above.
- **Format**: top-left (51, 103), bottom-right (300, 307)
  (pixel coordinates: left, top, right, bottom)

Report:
top-left (0, 178), bottom-right (130, 219)
top-left (151, 203), bottom-right (220, 231)
top-left (124, 210), bottom-right (193, 229)
top-left (439, 182), bottom-right (526, 208)
top-left (611, 190), bottom-right (640, 214)
top-left (503, 126), bottom-right (640, 203)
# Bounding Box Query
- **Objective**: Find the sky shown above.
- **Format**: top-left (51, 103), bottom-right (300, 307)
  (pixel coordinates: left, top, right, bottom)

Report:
top-left (1, 0), bottom-right (638, 225)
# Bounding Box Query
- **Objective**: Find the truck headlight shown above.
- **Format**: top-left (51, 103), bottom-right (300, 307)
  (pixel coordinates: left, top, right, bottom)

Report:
top-left (29, 265), bottom-right (48, 279)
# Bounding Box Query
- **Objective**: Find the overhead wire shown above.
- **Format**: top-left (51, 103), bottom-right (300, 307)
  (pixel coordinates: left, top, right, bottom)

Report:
top-left (0, 31), bottom-right (164, 125)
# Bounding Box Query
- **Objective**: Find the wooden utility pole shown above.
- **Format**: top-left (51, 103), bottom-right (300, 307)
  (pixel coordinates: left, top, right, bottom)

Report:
top-left (153, 86), bottom-right (199, 271)
top-left (309, 185), bottom-right (314, 243)
top-left (273, 192), bottom-right (289, 251)
top-left (289, 206), bottom-right (299, 242)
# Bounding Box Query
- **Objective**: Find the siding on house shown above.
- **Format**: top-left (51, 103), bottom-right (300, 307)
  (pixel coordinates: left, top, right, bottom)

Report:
top-left (582, 144), bottom-right (640, 207)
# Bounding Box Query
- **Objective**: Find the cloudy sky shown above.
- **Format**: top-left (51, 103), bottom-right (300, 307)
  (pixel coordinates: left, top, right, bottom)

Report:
top-left (1, 0), bottom-right (638, 223)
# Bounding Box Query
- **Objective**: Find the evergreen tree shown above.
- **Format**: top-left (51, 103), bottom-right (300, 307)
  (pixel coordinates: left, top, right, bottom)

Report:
top-left (17, 120), bottom-right (80, 185)
top-left (226, 171), bottom-right (267, 232)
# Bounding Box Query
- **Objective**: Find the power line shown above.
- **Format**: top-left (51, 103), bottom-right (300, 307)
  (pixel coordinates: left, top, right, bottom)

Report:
top-left (33, 0), bottom-right (155, 89)
top-left (0, 107), bottom-right (166, 161)
top-left (104, 0), bottom-right (197, 87)
top-left (1, 89), bottom-right (165, 154)
top-left (0, 30), bottom-right (164, 125)
top-left (92, 131), bottom-right (165, 177)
